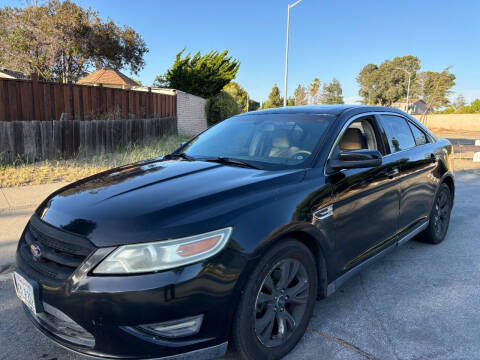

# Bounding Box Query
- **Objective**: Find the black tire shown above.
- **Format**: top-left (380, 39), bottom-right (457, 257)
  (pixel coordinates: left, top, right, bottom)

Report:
top-left (417, 183), bottom-right (452, 244)
top-left (232, 239), bottom-right (318, 360)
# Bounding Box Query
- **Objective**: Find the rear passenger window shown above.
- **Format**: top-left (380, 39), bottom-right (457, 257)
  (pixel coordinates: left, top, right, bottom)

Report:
top-left (408, 123), bottom-right (428, 146)
top-left (379, 115), bottom-right (416, 153)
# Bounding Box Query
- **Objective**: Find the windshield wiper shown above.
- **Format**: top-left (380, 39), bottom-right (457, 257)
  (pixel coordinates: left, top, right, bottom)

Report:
top-left (203, 157), bottom-right (261, 169)
top-left (164, 152), bottom-right (196, 161)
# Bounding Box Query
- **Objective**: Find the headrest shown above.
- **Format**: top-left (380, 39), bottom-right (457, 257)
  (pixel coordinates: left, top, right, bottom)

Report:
top-left (339, 128), bottom-right (366, 151)
top-left (272, 135), bottom-right (290, 148)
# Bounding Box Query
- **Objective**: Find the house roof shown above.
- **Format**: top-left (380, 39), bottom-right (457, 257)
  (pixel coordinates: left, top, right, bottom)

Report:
top-left (394, 98), bottom-right (425, 104)
top-left (77, 68), bottom-right (138, 87)
top-left (0, 68), bottom-right (30, 80)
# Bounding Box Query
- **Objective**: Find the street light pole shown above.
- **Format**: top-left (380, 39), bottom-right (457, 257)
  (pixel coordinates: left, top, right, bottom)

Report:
top-left (283, 0), bottom-right (304, 107)
top-left (396, 67), bottom-right (412, 113)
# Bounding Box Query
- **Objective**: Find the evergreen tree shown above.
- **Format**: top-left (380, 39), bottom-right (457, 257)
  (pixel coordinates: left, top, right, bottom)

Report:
top-left (223, 81), bottom-right (248, 112)
top-left (417, 68), bottom-right (456, 109)
top-left (453, 94), bottom-right (466, 109)
top-left (357, 55), bottom-right (421, 105)
top-left (263, 84), bottom-right (283, 108)
top-left (294, 84), bottom-right (308, 105)
top-left (154, 48), bottom-right (240, 98)
top-left (320, 78), bottom-right (344, 104)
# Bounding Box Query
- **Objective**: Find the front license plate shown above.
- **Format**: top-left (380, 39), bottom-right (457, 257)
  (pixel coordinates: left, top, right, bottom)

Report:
top-left (13, 272), bottom-right (37, 314)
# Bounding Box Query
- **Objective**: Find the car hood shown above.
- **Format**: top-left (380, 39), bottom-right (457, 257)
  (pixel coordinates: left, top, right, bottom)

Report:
top-left (37, 158), bottom-right (305, 247)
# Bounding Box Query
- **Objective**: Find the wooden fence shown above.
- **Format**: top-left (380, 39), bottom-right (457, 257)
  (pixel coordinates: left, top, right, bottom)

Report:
top-left (0, 76), bottom-right (177, 122)
top-left (0, 116), bottom-right (177, 165)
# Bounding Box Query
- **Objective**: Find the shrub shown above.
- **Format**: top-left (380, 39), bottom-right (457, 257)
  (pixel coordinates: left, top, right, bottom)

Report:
top-left (205, 91), bottom-right (240, 126)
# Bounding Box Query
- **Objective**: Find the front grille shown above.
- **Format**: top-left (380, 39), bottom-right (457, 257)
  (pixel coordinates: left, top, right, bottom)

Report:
top-left (28, 302), bottom-right (95, 348)
top-left (17, 214), bottom-right (95, 287)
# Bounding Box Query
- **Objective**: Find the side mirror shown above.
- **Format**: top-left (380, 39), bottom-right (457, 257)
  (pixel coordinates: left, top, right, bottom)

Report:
top-left (327, 149), bottom-right (382, 173)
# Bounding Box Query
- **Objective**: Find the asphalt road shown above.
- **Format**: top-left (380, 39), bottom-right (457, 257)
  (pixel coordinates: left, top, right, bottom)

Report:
top-left (0, 171), bottom-right (479, 360)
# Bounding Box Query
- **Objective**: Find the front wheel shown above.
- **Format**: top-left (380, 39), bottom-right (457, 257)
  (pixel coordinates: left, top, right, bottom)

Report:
top-left (417, 183), bottom-right (452, 244)
top-left (232, 239), bottom-right (318, 360)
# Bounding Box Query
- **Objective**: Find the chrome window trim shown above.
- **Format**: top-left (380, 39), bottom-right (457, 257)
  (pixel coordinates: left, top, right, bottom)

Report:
top-left (323, 111), bottom-right (435, 176)
top-left (323, 111), bottom-right (385, 176)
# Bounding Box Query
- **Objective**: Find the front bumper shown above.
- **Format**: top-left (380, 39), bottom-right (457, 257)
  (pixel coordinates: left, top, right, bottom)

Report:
top-left (16, 232), bottom-right (248, 359)
top-left (25, 303), bottom-right (227, 360)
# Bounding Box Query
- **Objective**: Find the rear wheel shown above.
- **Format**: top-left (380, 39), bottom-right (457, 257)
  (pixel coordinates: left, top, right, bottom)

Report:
top-left (417, 183), bottom-right (452, 244)
top-left (232, 240), bottom-right (318, 360)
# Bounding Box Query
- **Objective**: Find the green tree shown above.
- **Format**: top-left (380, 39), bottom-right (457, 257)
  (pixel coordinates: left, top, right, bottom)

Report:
top-left (320, 78), bottom-right (344, 104)
top-left (309, 77), bottom-right (321, 104)
top-left (294, 84), bottom-right (308, 105)
top-left (154, 48), bottom-right (240, 98)
top-left (223, 81), bottom-right (248, 112)
top-left (287, 97), bottom-right (295, 106)
top-left (471, 99), bottom-right (480, 113)
top-left (417, 68), bottom-right (456, 110)
top-left (205, 91), bottom-right (240, 125)
top-left (453, 94), bottom-right (466, 109)
top-left (455, 99), bottom-right (480, 113)
top-left (357, 55), bottom-right (420, 105)
top-left (0, 0), bottom-right (148, 83)
top-left (263, 84), bottom-right (283, 108)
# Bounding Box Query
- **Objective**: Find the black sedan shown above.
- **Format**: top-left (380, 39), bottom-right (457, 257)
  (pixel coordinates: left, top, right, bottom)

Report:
top-left (14, 105), bottom-right (454, 360)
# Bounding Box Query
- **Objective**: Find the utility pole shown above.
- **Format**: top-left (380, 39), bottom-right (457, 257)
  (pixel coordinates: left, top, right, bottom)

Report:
top-left (283, 0), bottom-right (304, 107)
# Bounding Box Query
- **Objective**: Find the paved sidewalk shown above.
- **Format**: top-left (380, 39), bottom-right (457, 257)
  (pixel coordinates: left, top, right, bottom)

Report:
top-left (0, 183), bottom-right (69, 267)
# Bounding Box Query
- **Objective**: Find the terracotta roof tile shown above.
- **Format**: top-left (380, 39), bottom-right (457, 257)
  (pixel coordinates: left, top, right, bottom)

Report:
top-left (77, 68), bottom-right (138, 87)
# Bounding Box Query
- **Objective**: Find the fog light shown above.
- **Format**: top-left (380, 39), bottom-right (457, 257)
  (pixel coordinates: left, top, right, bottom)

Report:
top-left (137, 314), bottom-right (203, 339)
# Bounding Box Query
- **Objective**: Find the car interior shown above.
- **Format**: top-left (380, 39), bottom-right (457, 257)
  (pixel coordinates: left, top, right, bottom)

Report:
top-left (334, 117), bottom-right (381, 158)
top-left (246, 122), bottom-right (316, 163)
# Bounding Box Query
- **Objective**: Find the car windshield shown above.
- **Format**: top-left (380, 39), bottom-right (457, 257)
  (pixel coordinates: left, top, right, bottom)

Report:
top-left (178, 113), bottom-right (334, 170)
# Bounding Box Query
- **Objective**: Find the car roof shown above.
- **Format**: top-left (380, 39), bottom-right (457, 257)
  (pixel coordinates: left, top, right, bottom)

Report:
top-left (239, 105), bottom-right (408, 117)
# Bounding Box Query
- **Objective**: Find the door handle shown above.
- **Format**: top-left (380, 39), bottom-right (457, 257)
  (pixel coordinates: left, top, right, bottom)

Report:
top-left (387, 167), bottom-right (399, 178)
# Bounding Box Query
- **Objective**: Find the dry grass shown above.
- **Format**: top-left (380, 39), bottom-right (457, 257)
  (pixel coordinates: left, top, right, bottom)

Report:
top-left (0, 135), bottom-right (188, 188)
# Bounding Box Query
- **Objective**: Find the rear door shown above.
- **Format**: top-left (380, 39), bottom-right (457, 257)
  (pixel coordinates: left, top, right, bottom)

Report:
top-left (376, 114), bottom-right (436, 233)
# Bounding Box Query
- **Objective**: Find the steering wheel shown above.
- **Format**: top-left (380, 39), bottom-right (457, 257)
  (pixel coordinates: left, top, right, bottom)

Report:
top-left (290, 150), bottom-right (311, 160)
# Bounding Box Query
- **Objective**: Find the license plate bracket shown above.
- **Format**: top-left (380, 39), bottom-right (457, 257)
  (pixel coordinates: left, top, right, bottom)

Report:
top-left (13, 271), bottom-right (43, 314)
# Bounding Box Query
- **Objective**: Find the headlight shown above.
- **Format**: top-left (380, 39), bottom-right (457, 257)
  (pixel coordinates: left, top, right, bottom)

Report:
top-left (93, 227), bottom-right (232, 274)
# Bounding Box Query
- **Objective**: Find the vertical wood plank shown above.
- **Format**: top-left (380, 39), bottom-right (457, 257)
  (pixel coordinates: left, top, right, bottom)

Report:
top-left (31, 74), bottom-right (41, 121)
top-left (8, 81), bottom-right (18, 121)
top-left (63, 84), bottom-right (71, 120)
top-left (121, 91), bottom-right (127, 119)
top-left (0, 80), bottom-right (7, 122)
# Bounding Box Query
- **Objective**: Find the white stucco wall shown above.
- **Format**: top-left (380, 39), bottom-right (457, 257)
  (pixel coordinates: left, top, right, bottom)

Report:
top-left (175, 90), bottom-right (208, 136)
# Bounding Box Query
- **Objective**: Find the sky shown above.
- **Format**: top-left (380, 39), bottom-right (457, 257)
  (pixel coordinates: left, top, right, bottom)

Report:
top-left (2, 0), bottom-right (479, 104)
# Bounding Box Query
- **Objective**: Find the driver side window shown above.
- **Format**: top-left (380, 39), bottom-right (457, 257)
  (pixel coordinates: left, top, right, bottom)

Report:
top-left (335, 118), bottom-right (381, 157)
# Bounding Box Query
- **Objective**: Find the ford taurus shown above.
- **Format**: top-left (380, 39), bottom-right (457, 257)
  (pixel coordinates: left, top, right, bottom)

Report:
top-left (14, 105), bottom-right (454, 359)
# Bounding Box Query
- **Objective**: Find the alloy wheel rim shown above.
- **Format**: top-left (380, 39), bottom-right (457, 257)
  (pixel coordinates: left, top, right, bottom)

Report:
top-left (434, 189), bottom-right (450, 237)
top-left (254, 258), bottom-right (309, 347)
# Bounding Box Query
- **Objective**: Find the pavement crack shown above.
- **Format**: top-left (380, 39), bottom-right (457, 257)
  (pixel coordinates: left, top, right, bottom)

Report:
top-left (359, 274), bottom-right (400, 360)
top-left (308, 327), bottom-right (376, 360)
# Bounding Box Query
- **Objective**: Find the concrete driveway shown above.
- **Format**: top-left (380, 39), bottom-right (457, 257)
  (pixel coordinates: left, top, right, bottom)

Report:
top-left (0, 171), bottom-right (479, 360)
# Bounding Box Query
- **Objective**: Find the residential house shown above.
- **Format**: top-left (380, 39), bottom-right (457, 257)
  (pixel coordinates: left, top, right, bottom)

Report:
top-left (391, 98), bottom-right (430, 115)
top-left (0, 68), bottom-right (30, 80)
top-left (77, 68), bottom-right (139, 89)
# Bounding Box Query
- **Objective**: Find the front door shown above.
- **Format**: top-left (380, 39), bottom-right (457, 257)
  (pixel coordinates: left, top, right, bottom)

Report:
top-left (327, 116), bottom-right (400, 274)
